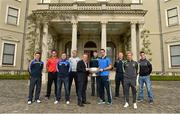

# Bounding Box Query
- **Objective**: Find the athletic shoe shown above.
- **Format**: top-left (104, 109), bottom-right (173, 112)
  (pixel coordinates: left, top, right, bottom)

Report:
top-left (54, 100), bottom-right (58, 104)
top-left (66, 101), bottom-right (70, 104)
top-left (36, 99), bottom-right (41, 103)
top-left (123, 102), bottom-right (129, 108)
top-left (133, 103), bottom-right (137, 109)
top-left (27, 101), bottom-right (32, 105)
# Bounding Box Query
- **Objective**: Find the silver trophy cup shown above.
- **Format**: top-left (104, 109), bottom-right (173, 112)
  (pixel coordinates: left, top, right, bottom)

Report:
top-left (88, 67), bottom-right (99, 77)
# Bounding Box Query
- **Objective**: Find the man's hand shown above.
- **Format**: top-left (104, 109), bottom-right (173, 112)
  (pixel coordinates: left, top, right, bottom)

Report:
top-left (86, 68), bottom-right (89, 71)
top-left (99, 69), bottom-right (103, 72)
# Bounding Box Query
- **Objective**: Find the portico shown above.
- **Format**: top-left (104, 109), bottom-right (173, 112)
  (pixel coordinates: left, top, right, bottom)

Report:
top-left (32, 2), bottom-right (146, 82)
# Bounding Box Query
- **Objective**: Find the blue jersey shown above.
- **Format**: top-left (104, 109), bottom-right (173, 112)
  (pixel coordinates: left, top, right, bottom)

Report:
top-left (57, 59), bottom-right (70, 76)
top-left (28, 59), bottom-right (44, 78)
top-left (98, 56), bottom-right (111, 76)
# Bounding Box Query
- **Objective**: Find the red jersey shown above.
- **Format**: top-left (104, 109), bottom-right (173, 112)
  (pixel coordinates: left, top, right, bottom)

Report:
top-left (46, 57), bottom-right (59, 72)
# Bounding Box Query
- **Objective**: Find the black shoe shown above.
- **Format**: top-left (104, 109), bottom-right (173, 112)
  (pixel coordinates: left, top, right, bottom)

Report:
top-left (82, 101), bottom-right (91, 104)
top-left (78, 103), bottom-right (84, 107)
top-left (149, 100), bottom-right (154, 105)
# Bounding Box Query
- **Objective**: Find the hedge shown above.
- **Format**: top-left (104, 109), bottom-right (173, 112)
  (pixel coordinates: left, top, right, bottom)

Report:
top-left (0, 74), bottom-right (180, 81)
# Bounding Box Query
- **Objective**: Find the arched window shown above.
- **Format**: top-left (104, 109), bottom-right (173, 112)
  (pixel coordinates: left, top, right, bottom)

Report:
top-left (84, 41), bottom-right (97, 48)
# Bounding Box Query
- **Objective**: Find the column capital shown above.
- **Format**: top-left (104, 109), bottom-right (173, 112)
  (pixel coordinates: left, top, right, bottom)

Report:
top-left (71, 20), bottom-right (78, 24)
top-left (101, 20), bottom-right (108, 24)
top-left (130, 21), bottom-right (137, 25)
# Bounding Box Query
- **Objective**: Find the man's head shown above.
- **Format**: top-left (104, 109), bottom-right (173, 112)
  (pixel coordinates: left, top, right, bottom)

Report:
top-left (51, 50), bottom-right (57, 57)
top-left (82, 54), bottom-right (88, 62)
top-left (72, 50), bottom-right (77, 57)
top-left (61, 53), bottom-right (67, 60)
top-left (93, 51), bottom-right (98, 57)
top-left (118, 52), bottom-right (123, 60)
top-left (100, 49), bottom-right (106, 57)
top-left (140, 51), bottom-right (146, 60)
top-left (127, 51), bottom-right (133, 61)
top-left (34, 52), bottom-right (41, 60)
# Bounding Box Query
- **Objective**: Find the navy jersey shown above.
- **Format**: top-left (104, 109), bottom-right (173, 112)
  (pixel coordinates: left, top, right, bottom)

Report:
top-left (57, 59), bottom-right (70, 76)
top-left (28, 59), bottom-right (44, 78)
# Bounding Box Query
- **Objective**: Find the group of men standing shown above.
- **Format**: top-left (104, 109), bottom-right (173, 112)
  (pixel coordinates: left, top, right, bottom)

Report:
top-left (27, 49), bottom-right (154, 109)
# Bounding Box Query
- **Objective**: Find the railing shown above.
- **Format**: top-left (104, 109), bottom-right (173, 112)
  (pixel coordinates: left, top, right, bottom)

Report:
top-left (48, 3), bottom-right (133, 10)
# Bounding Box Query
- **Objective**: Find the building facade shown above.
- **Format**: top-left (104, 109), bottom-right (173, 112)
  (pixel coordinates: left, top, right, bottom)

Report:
top-left (0, 0), bottom-right (180, 76)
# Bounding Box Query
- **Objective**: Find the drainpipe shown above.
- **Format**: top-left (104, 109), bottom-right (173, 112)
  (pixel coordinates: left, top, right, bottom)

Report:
top-left (157, 0), bottom-right (165, 75)
top-left (20, 0), bottom-right (30, 73)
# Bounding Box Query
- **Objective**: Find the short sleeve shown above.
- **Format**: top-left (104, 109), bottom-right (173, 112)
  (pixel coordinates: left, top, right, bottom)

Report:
top-left (107, 58), bottom-right (111, 66)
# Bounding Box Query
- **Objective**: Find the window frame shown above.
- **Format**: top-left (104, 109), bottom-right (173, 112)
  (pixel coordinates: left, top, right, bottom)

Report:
top-left (5, 5), bottom-right (20, 26)
top-left (0, 41), bottom-right (17, 66)
top-left (168, 43), bottom-right (180, 68)
top-left (165, 6), bottom-right (180, 27)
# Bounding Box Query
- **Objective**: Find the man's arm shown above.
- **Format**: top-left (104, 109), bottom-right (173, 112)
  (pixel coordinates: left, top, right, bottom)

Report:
top-left (148, 61), bottom-right (152, 74)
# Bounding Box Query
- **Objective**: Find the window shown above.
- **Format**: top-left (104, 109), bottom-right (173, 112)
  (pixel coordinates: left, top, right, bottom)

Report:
top-left (2, 43), bottom-right (16, 65)
top-left (6, 7), bottom-right (19, 25)
top-left (107, 42), bottom-right (116, 64)
top-left (41, 0), bottom-right (50, 3)
top-left (166, 7), bottom-right (179, 26)
top-left (170, 45), bottom-right (180, 67)
top-left (132, 0), bottom-right (142, 3)
top-left (74, 0), bottom-right (85, 2)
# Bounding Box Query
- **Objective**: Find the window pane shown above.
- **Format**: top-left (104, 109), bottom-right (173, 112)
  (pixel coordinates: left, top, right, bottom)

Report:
top-left (171, 56), bottom-right (180, 66)
top-left (8, 7), bottom-right (18, 17)
top-left (167, 8), bottom-right (177, 17)
top-left (4, 43), bottom-right (15, 55)
top-left (2, 55), bottom-right (14, 65)
top-left (168, 16), bottom-right (178, 25)
top-left (7, 16), bottom-right (17, 25)
top-left (132, 0), bottom-right (141, 3)
top-left (170, 45), bottom-right (180, 56)
top-left (42, 0), bottom-right (50, 3)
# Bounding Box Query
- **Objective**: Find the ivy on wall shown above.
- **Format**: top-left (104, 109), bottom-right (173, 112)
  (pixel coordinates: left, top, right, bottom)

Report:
top-left (140, 29), bottom-right (152, 61)
top-left (26, 12), bottom-right (78, 61)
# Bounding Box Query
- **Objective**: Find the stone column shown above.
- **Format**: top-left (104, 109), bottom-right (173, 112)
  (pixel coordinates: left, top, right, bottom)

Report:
top-left (101, 21), bottom-right (107, 51)
top-left (41, 22), bottom-right (48, 84)
top-left (71, 21), bottom-right (78, 51)
top-left (138, 23), bottom-right (144, 51)
top-left (131, 22), bottom-right (137, 61)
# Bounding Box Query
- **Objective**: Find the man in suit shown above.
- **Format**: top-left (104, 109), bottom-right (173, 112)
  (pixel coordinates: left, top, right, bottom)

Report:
top-left (76, 54), bottom-right (90, 107)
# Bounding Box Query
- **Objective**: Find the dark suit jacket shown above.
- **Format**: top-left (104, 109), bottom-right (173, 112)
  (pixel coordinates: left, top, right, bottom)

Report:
top-left (77, 60), bottom-right (89, 82)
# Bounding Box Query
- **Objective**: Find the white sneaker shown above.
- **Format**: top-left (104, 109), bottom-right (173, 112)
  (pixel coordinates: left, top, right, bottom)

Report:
top-left (36, 100), bottom-right (41, 103)
top-left (133, 103), bottom-right (137, 109)
top-left (27, 101), bottom-right (32, 105)
top-left (54, 100), bottom-right (58, 104)
top-left (66, 101), bottom-right (70, 104)
top-left (123, 102), bottom-right (129, 108)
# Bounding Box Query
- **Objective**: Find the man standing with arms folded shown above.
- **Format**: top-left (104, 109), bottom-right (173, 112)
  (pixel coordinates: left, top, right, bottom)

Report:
top-left (137, 51), bottom-right (154, 104)
top-left (69, 50), bottom-right (80, 97)
top-left (98, 49), bottom-right (112, 105)
top-left (123, 51), bottom-right (138, 109)
top-left (114, 52), bottom-right (125, 98)
top-left (45, 50), bottom-right (59, 99)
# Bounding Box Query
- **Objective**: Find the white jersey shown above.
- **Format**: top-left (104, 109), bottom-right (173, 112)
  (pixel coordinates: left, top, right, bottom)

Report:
top-left (69, 57), bottom-right (80, 72)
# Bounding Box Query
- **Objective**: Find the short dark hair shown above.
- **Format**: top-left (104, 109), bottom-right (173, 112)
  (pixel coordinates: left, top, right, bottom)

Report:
top-left (35, 51), bottom-right (41, 55)
top-left (100, 49), bottom-right (105, 52)
top-left (140, 51), bottom-right (145, 54)
top-left (93, 50), bottom-right (97, 53)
